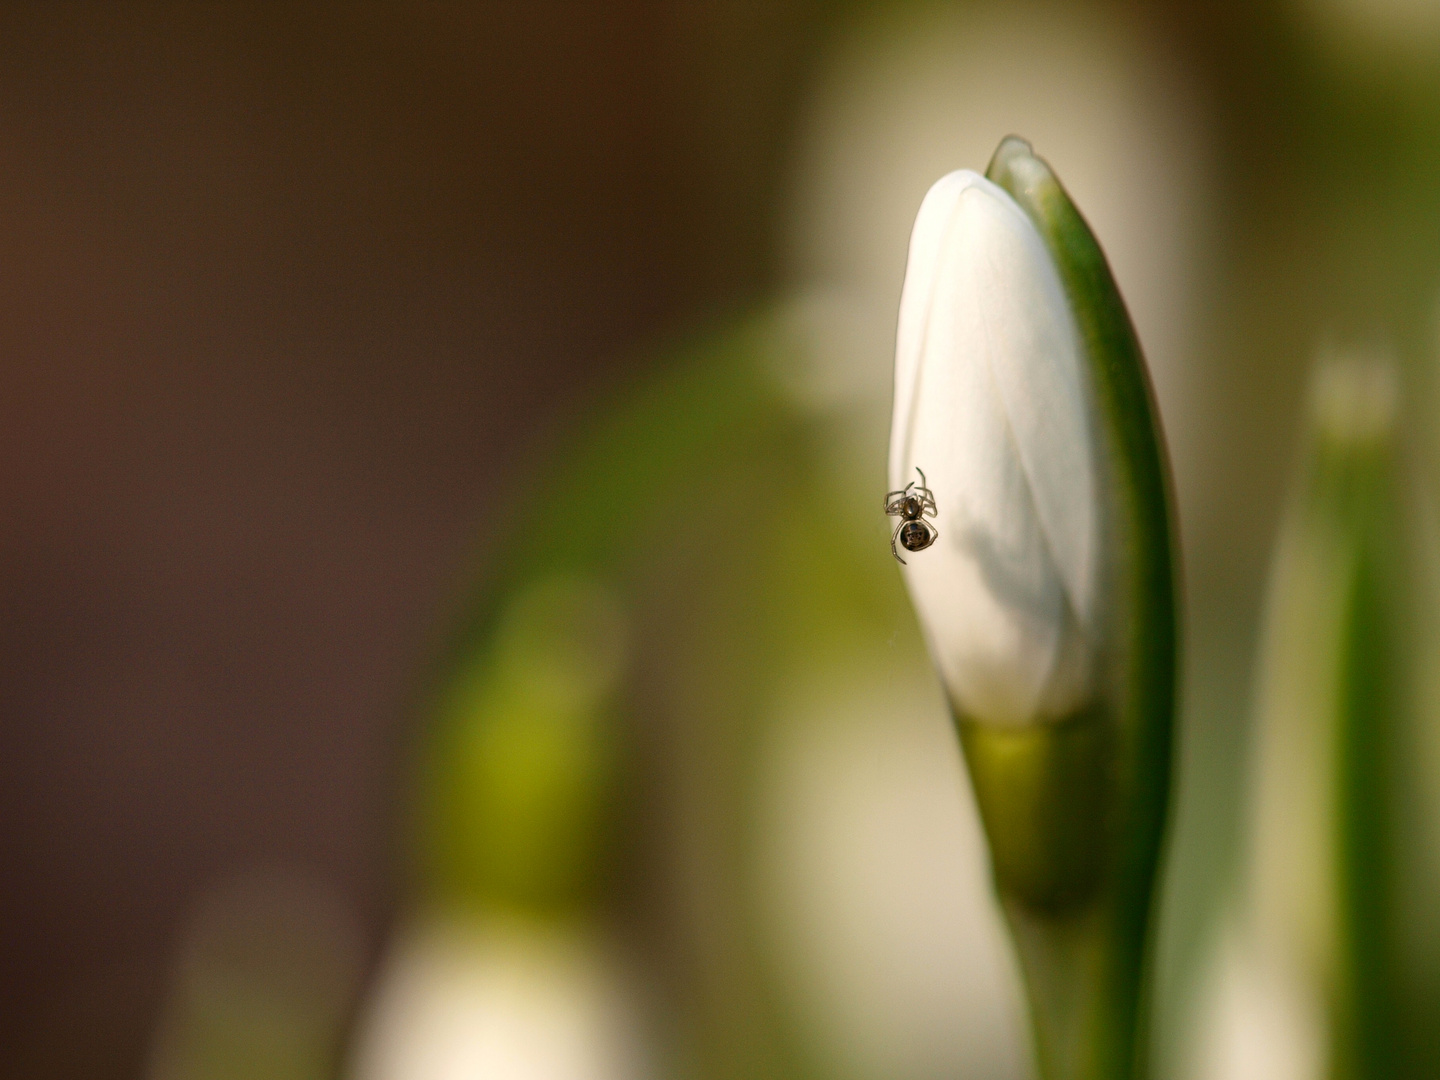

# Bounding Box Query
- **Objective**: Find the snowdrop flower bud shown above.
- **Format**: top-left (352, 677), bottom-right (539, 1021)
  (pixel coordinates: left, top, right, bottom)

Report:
top-left (890, 137), bottom-right (1177, 1080)
top-left (890, 169), bottom-right (1100, 728)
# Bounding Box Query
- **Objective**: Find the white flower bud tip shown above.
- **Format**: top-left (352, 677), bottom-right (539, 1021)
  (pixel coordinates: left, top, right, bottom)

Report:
top-left (890, 170), bottom-right (1102, 728)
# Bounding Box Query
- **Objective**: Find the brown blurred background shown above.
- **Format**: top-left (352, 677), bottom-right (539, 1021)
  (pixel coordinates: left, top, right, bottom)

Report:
top-left (0, 4), bottom-right (822, 1075)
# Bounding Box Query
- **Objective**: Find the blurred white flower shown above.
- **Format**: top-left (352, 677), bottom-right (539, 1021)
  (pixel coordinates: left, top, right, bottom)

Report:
top-left (889, 170), bottom-right (1101, 728)
top-left (349, 917), bottom-right (647, 1080)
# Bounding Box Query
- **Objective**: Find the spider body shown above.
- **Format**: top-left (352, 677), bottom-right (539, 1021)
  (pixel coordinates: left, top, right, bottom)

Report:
top-left (884, 468), bottom-right (939, 564)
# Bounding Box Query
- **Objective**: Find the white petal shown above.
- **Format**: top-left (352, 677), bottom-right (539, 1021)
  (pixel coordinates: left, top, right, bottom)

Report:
top-left (890, 175), bottom-right (1097, 725)
top-left (890, 170), bottom-right (980, 493)
top-left (977, 206), bottom-right (1098, 634)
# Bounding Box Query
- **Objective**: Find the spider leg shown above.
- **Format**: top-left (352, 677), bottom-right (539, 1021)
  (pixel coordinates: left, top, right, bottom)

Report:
top-left (910, 470), bottom-right (936, 513)
top-left (885, 482), bottom-right (915, 510)
top-left (885, 479), bottom-right (920, 513)
top-left (890, 520), bottom-right (907, 564)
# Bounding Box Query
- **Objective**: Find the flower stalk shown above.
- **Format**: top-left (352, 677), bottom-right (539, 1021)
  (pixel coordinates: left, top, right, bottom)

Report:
top-left (1240, 355), bottom-right (1439, 1080)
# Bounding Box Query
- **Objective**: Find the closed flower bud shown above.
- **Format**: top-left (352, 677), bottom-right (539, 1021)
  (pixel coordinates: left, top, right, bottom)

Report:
top-left (890, 169), bottom-right (1101, 728)
top-left (889, 137), bottom-right (1177, 1080)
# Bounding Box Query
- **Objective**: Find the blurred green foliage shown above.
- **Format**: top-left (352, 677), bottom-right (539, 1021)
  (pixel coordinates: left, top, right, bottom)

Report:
top-left (409, 309), bottom-right (919, 1078)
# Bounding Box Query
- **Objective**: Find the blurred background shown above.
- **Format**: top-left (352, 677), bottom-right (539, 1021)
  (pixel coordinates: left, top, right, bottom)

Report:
top-left (5, 2), bottom-right (1440, 1078)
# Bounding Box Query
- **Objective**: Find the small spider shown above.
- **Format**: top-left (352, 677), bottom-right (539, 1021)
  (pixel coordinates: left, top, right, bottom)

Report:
top-left (884, 467), bottom-right (939, 564)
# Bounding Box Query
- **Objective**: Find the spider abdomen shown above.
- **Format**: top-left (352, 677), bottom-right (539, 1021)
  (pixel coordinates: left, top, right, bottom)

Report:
top-left (899, 520), bottom-right (936, 552)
